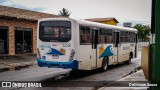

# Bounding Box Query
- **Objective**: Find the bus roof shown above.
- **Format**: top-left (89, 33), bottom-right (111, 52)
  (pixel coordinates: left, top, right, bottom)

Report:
top-left (76, 20), bottom-right (137, 32)
top-left (38, 18), bottom-right (137, 32)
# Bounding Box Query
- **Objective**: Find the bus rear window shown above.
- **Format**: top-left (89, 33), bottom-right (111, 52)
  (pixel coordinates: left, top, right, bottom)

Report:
top-left (39, 21), bottom-right (71, 42)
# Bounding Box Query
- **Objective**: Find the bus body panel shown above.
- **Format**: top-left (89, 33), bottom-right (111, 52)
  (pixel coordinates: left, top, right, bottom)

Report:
top-left (78, 45), bottom-right (92, 70)
top-left (118, 43), bottom-right (136, 62)
top-left (37, 19), bottom-right (79, 69)
top-left (97, 44), bottom-right (114, 65)
top-left (37, 18), bottom-right (138, 70)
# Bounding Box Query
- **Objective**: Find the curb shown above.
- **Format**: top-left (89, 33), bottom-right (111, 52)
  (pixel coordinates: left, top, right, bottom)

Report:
top-left (98, 70), bottom-right (147, 90)
top-left (0, 66), bottom-right (9, 72)
top-left (0, 61), bottom-right (37, 72)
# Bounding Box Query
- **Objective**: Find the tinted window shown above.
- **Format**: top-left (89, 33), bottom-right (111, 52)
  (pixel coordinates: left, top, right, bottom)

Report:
top-left (120, 31), bottom-right (129, 42)
top-left (120, 31), bottom-right (136, 43)
top-left (80, 26), bottom-right (91, 44)
top-left (129, 32), bottom-right (136, 42)
top-left (99, 28), bottom-right (113, 43)
top-left (39, 21), bottom-right (71, 42)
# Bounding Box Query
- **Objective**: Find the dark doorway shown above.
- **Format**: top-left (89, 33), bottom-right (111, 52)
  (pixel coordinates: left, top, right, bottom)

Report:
top-left (0, 26), bottom-right (8, 54)
top-left (15, 27), bottom-right (32, 54)
top-left (24, 30), bottom-right (32, 53)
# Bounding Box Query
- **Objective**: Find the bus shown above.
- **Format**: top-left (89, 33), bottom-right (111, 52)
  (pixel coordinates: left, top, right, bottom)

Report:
top-left (37, 18), bottom-right (138, 71)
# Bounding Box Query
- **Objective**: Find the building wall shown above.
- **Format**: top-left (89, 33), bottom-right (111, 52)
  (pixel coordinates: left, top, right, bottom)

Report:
top-left (0, 18), bottom-right (37, 55)
top-left (123, 22), bottom-right (132, 27)
top-left (98, 20), bottom-right (117, 25)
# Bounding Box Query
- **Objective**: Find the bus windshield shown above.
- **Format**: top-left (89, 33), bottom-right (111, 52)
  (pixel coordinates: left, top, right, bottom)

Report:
top-left (39, 21), bottom-right (71, 42)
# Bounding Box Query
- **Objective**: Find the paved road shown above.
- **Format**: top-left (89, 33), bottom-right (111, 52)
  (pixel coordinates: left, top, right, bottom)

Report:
top-left (0, 53), bottom-right (141, 90)
top-left (0, 66), bottom-right (71, 81)
top-left (38, 57), bottom-right (141, 90)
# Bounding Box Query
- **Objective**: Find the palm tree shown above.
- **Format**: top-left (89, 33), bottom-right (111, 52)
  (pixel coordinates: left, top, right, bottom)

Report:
top-left (58, 8), bottom-right (71, 18)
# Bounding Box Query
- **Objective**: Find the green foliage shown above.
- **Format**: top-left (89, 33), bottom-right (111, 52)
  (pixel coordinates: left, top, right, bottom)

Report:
top-left (58, 8), bottom-right (71, 18)
top-left (133, 24), bottom-right (151, 39)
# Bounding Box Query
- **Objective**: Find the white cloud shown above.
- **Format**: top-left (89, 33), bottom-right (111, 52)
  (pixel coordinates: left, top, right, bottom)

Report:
top-left (0, 0), bottom-right (46, 12)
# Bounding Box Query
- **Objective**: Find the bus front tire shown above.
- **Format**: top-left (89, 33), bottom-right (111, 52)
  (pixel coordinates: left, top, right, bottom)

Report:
top-left (101, 57), bottom-right (109, 71)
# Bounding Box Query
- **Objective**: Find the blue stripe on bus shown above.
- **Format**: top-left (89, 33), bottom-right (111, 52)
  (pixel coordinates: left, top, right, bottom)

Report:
top-left (99, 45), bottom-right (113, 58)
top-left (47, 48), bottom-right (64, 55)
top-left (37, 58), bottom-right (78, 69)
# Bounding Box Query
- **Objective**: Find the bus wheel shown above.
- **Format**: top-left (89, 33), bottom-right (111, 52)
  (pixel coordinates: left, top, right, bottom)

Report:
top-left (101, 57), bottom-right (108, 71)
top-left (126, 54), bottom-right (132, 64)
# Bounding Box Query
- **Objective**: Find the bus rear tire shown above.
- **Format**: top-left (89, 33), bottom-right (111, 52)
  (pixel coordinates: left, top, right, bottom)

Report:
top-left (101, 57), bottom-right (108, 71)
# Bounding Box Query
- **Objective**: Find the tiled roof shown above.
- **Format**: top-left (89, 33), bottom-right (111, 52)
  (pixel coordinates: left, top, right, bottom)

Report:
top-left (0, 5), bottom-right (61, 21)
top-left (85, 17), bottom-right (119, 23)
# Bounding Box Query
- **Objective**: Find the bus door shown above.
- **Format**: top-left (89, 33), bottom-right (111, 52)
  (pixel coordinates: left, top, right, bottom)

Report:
top-left (91, 30), bottom-right (98, 68)
top-left (114, 31), bottom-right (120, 63)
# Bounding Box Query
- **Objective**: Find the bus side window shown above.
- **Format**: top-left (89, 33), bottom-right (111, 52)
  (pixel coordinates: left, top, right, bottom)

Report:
top-left (99, 28), bottom-right (105, 43)
top-left (126, 31), bottom-right (129, 42)
top-left (120, 31), bottom-right (129, 43)
top-left (129, 32), bottom-right (135, 43)
top-left (80, 26), bottom-right (91, 44)
top-left (120, 31), bottom-right (124, 42)
top-left (99, 28), bottom-right (113, 44)
top-left (108, 29), bottom-right (113, 43)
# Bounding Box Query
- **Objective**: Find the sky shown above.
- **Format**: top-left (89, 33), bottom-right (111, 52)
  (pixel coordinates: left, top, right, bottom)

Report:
top-left (0, 0), bottom-right (152, 26)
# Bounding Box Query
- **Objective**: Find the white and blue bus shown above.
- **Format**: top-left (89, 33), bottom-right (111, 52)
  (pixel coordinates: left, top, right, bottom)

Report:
top-left (37, 18), bottom-right (138, 71)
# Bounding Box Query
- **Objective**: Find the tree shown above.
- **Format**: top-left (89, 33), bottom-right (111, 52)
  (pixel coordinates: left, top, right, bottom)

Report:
top-left (58, 8), bottom-right (71, 18)
top-left (133, 24), bottom-right (151, 40)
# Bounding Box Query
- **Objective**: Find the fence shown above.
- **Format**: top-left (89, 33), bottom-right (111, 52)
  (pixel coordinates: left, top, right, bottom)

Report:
top-left (137, 39), bottom-right (150, 52)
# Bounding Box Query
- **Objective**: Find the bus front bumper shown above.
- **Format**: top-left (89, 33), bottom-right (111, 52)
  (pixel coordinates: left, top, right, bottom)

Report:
top-left (37, 58), bottom-right (78, 69)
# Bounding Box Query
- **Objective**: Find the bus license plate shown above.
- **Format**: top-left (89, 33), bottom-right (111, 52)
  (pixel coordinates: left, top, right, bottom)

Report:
top-left (52, 55), bottom-right (59, 59)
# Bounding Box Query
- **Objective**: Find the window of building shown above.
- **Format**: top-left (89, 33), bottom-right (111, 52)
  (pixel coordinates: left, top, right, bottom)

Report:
top-left (0, 26), bottom-right (8, 54)
top-left (80, 26), bottom-right (91, 44)
top-left (15, 27), bottom-right (33, 54)
top-left (99, 28), bottom-right (113, 43)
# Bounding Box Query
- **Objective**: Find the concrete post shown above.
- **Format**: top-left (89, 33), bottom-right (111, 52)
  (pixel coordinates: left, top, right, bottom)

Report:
top-left (8, 26), bottom-right (15, 55)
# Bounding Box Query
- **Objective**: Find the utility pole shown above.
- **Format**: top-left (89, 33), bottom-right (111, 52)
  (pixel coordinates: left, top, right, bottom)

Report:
top-left (151, 0), bottom-right (160, 90)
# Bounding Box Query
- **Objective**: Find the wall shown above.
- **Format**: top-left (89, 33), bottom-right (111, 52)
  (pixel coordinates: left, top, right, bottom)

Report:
top-left (0, 18), bottom-right (37, 55)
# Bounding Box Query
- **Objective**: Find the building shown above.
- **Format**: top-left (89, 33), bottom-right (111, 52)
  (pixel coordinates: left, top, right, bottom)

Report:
top-left (85, 17), bottom-right (119, 25)
top-left (123, 22), bottom-right (132, 28)
top-left (0, 5), bottom-right (61, 55)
